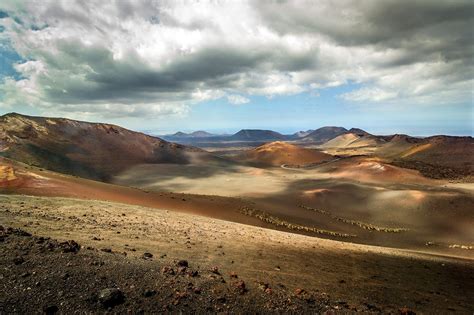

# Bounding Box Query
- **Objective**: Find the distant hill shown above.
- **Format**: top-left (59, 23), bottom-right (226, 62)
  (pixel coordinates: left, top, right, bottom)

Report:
top-left (301, 127), bottom-right (348, 144)
top-left (0, 113), bottom-right (214, 181)
top-left (166, 131), bottom-right (215, 139)
top-left (230, 129), bottom-right (285, 141)
top-left (292, 129), bottom-right (315, 138)
top-left (236, 141), bottom-right (333, 167)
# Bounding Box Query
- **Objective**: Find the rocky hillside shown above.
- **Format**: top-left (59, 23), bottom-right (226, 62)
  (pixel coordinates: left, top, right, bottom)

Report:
top-left (0, 113), bottom-right (211, 181)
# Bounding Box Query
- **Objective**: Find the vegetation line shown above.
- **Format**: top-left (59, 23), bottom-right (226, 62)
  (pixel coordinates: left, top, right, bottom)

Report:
top-left (239, 206), bottom-right (356, 238)
top-left (298, 205), bottom-right (409, 233)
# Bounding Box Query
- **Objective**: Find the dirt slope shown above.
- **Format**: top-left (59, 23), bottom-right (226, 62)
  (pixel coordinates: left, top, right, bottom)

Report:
top-left (1, 196), bottom-right (473, 314)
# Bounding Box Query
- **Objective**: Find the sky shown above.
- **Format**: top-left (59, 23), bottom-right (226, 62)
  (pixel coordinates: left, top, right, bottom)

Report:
top-left (0, 0), bottom-right (472, 136)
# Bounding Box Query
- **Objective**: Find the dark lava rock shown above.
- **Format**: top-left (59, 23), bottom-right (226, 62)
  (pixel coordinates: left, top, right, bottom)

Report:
top-left (187, 270), bottom-right (199, 277)
top-left (234, 280), bottom-right (247, 294)
top-left (161, 266), bottom-right (175, 275)
top-left (399, 307), bottom-right (416, 315)
top-left (13, 256), bottom-right (25, 265)
top-left (142, 252), bottom-right (153, 259)
top-left (43, 304), bottom-right (59, 315)
top-left (177, 260), bottom-right (188, 267)
top-left (143, 289), bottom-right (156, 297)
top-left (98, 288), bottom-right (125, 307)
top-left (59, 240), bottom-right (80, 253)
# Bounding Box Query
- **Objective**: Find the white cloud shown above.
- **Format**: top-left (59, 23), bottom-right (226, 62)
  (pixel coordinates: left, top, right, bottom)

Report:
top-left (341, 87), bottom-right (398, 102)
top-left (227, 94), bottom-right (250, 105)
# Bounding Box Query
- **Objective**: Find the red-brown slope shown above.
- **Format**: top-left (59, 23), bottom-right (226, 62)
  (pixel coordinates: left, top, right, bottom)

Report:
top-left (381, 135), bottom-right (474, 179)
top-left (0, 157), bottom-right (261, 226)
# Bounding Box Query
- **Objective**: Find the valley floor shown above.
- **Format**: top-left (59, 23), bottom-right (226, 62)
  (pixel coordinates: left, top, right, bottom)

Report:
top-left (1, 195), bottom-right (473, 313)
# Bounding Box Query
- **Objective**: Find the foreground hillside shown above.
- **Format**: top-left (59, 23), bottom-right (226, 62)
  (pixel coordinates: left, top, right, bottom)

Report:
top-left (0, 113), bottom-right (214, 181)
top-left (1, 195), bottom-right (473, 313)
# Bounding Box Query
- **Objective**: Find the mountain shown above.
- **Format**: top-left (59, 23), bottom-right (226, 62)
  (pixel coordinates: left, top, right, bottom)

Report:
top-left (190, 131), bottom-right (214, 137)
top-left (172, 131), bottom-right (188, 137)
top-left (300, 127), bottom-right (348, 143)
top-left (167, 131), bottom-right (214, 138)
top-left (229, 129), bottom-right (285, 141)
top-left (292, 129), bottom-right (315, 138)
top-left (0, 113), bottom-right (212, 181)
top-left (236, 141), bottom-right (333, 167)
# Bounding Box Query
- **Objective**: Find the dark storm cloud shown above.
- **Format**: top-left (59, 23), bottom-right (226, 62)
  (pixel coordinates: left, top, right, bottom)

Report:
top-left (256, 1), bottom-right (473, 46)
top-left (38, 38), bottom-right (318, 105)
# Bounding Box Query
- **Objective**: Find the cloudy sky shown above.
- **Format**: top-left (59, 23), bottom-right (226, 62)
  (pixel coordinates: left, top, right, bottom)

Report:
top-left (0, 0), bottom-right (472, 135)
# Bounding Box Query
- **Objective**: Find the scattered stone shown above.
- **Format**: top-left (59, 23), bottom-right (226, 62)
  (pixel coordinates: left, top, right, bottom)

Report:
top-left (59, 240), bottom-right (80, 253)
top-left (101, 248), bottom-right (112, 253)
top-left (177, 266), bottom-right (187, 274)
top-left (43, 304), bottom-right (59, 315)
top-left (98, 288), bottom-right (125, 308)
top-left (257, 282), bottom-right (269, 291)
top-left (399, 307), bottom-right (416, 315)
top-left (234, 280), bottom-right (247, 294)
top-left (142, 252), bottom-right (153, 259)
top-left (143, 289), bottom-right (156, 297)
top-left (364, 303), bottom-right (381, 312)
top-left (295, 288), bottom-right (306, 295)
top-left (216, 296), bottom-right (227, 303)
top-left (13, 256), bottom-right (25, 265)
top-left (187, 270), bottom-right (199, 277)
top-left (229, 271), bottom-right (238, 278)
top-left (161, 266), bottom-right (175, 275)
top-left (210, 266), bottom-right (220, 274)
top-left (177, 260), bottom-right (188, 267)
